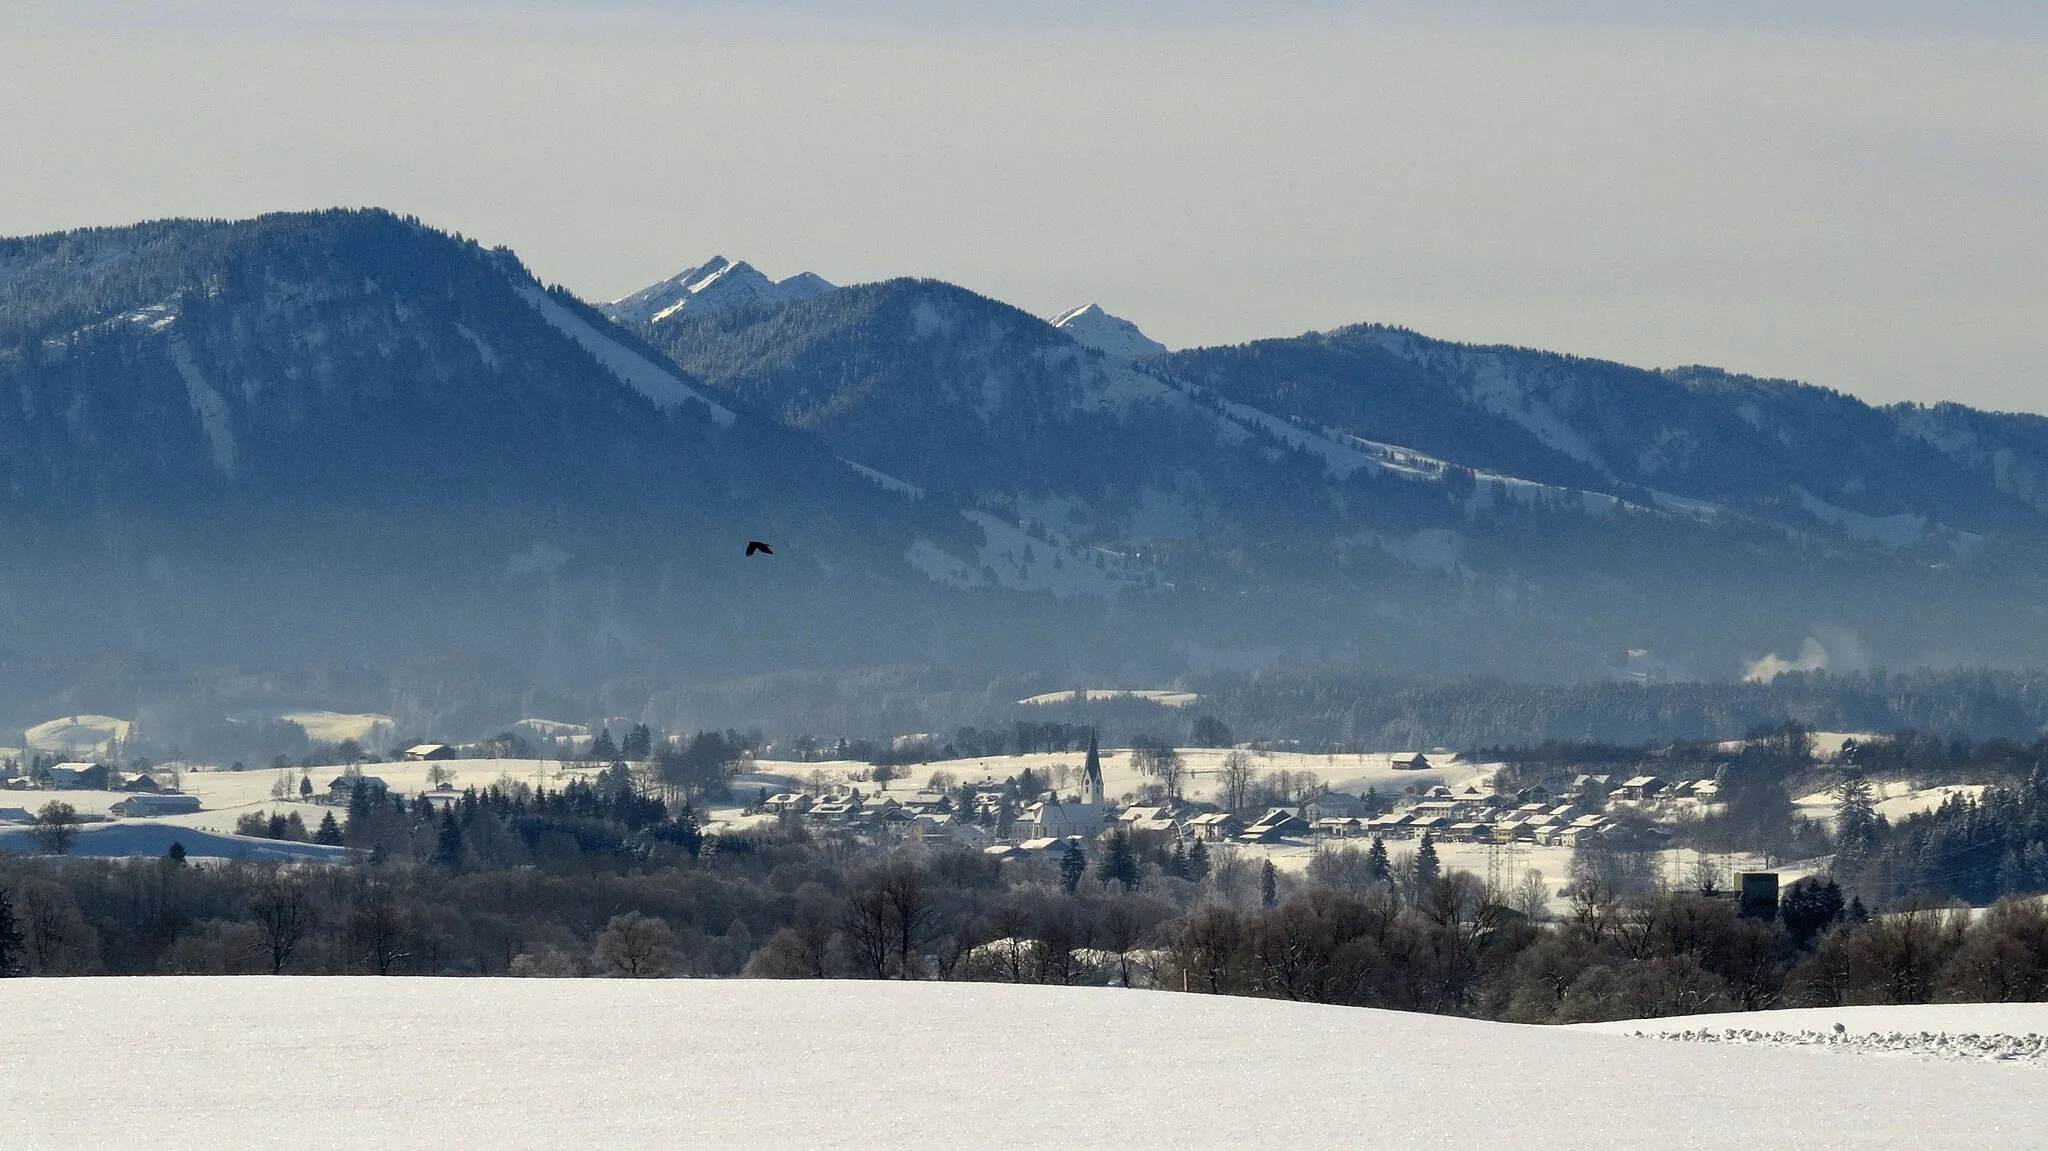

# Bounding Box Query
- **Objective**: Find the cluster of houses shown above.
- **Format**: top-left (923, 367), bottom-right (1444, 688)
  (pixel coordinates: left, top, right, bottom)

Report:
top-left (757, 759), bottom-right (1724, 863)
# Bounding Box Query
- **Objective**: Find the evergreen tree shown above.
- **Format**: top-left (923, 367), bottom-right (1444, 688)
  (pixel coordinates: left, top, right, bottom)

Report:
top-left (345, 780), bottom-right (372, 839)
top-left (1780, 876), bottom-right (1845, 946)
top-left (622, 723), bottom-right (653, 759)
top-left (1365, 836), bottom-right (1391, 883)
top-left (0, 888), bottom-right (20, 976)
top-left (1059, 839), bottom-right (1087, 893)
top-left (433, 806), bottom-right (464, 868)
top-left (590, 728), bottom-right (619, 762)
top-left (1260, 859), bottom-right (1278, 908)
top-left (1168, 837), bottom-right (1189, 880)
top-left (1187, 838), bottom-right (1210, 881)
top-left (1846, 896), bottom-right (1871, 924)
top-left (1096, 828), bottom-right (1140, 890)
top-left (314, 811), bottom-right (344, 846)
top-left (1835, 771), bottom-right (1878, 865)
top-left (299, 775), bottom-right (313, 800)
top-left (1415, 832), bottom-right (1441, 891)
top-left (166, 841), bottom-right (187, 865)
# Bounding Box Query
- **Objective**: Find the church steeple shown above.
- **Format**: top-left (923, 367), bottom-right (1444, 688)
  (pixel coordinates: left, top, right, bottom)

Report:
top-left (1084, 729), bottom-right (1104, 806)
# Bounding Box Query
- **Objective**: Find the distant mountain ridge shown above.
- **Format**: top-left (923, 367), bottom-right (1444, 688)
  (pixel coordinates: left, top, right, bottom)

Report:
top-left (6, 206), bottom-right (2048, 730)
top-left (603, 256), bottom-right (833, 327)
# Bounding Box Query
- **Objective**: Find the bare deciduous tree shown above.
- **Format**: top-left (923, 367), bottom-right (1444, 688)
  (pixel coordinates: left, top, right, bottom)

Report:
top-left (249, 870), bottom-right (314, 975)
top-left (1217, 750), bottom-right (1256, 816)
top-left (30, 802), bottom-right (79, 856)
top-left (594, 911), bottom-right (676, 977)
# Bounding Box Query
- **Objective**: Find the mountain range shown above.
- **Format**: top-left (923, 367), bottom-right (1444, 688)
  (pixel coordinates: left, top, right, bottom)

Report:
top-left (2, 207), bottom-right (2045, 738)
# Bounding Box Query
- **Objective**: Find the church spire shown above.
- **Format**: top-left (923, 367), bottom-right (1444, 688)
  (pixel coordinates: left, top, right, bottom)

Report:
top-left (1084, 729), bottom-right (1104, 806)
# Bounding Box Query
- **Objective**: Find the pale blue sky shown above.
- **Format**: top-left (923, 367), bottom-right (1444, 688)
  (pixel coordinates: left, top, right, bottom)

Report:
top-left (3, 2), bottom-right (2043, 411)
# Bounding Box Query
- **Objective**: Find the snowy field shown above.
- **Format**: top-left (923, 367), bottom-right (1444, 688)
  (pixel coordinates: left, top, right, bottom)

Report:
top-left (1, 759), bottom-right (594, 858)
top-left (0, 980), bottom-right (2041, 1150)
top-left (1794, 780), bottom-right (1987, 827)
top-left (754, 747), bottom-right (1490, 808)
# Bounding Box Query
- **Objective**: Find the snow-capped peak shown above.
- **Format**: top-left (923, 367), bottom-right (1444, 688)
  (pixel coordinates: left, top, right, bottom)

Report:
top-left (604, 257), bottom-right (834, 327)
top-left (1051, 303), bottom-right (1168, 362)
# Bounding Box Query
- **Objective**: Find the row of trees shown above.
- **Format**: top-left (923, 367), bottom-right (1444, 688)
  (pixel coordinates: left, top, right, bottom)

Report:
top-left (11, 795), bottom-right (2048, 1027)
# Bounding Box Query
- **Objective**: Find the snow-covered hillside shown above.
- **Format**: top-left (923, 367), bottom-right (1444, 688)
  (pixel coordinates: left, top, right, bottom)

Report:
top-left (0, 980), bottom-right (2036, 1149)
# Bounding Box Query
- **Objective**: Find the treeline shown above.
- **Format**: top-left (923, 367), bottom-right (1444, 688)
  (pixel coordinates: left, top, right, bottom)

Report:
top-left (9, 828), bottom-right (2048, 1026)
top-left (1180, 667), bottom-right (2048, 749)
top-left (0, 758), bottom-right (2039, 1030)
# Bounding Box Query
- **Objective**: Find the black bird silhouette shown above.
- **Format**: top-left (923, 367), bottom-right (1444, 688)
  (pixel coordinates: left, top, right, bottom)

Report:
top-left (745, 541), bottom-right (774, 556)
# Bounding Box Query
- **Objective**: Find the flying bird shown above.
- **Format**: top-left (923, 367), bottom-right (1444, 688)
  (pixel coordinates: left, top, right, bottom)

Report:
top-left (745, 541), bottom-right (773, 556)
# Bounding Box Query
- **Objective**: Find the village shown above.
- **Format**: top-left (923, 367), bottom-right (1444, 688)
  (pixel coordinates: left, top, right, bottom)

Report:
top-left (745, 737), bottom-right (1726, 873)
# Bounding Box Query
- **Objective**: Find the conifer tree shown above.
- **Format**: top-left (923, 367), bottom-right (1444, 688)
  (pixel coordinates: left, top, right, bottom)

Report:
top-left (433, 806), bottom-right (464, 868)
top-left (1059, 839), bottom-right (1087, 893)
top-left (1096, 828), bottom-right (1140, 890)
top-left (1187, 838), bottom-right (1210, 881)
top-left (0, 888), bottom-right (20, 976)
top-left (1365, 836), bottom-right (1391, 883)
top-left (1415, 832), bottom-right (1441, 891)
top-left (314, 811), bottom-right (344, 846)
top-left (1260, 859), bottom-right (1278, 908)
top-left (1168, 837), bottom-right (1189, 880)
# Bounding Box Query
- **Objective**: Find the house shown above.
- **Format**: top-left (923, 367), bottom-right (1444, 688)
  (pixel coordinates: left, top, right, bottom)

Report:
top-left (1365, 813), bottom-right (1411, 838)
top-left (1240, 808), bottom-right (1312, 843)
top-left (1515, 784), bottom-right (1553, 804)
top-left (46, 762), bottom-right (99, 789)
top-left (1018, 836), bottom-right (1085, 859)
top-left (111, 793), bottom-right (201, 817)
top-left (1311, 817), bottom-right (1364, 838)
top-left (404, 744), bottom-right (458, 762)
top-left (1306, 792), bottom-right (1372, 820)
top-left (1392, 752), bottom-right (1431, 771)
top-left (808, 793), bottom-right (866, 823)
top-left (1447, 821), bottom-right (1492, 843)
top-left (1617, 776), bottom-right (1666, 801)
top-left (1188, 812), bottom-right (1246, 842)
top-left (910, 814), bottom-right (991, 848)
top-left (326, 775), bottom-right (390, 805)
top-left (422, 783), bottom-right (463, 810)
top-left (1117, 806), bottom-right (1183, 836)
top-left (763, 793), bottom-right (815, 817)
top-left (120, 772), bottom-right (163, 793)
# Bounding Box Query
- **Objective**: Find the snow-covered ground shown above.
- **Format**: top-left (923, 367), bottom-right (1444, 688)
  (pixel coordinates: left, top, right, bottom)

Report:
top-left (6, 759), bottom-right (594, 849)
top-left (1794, 781), bottom-right (1986, 828)
top-left (754, 748), bottom-right (1487, 809)
top-left (0, 980), bottom-right (2037, 1149)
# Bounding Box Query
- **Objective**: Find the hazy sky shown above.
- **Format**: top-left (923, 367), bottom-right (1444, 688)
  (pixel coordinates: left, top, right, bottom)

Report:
top-left (4, 1), bottom-right (2044, 411)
